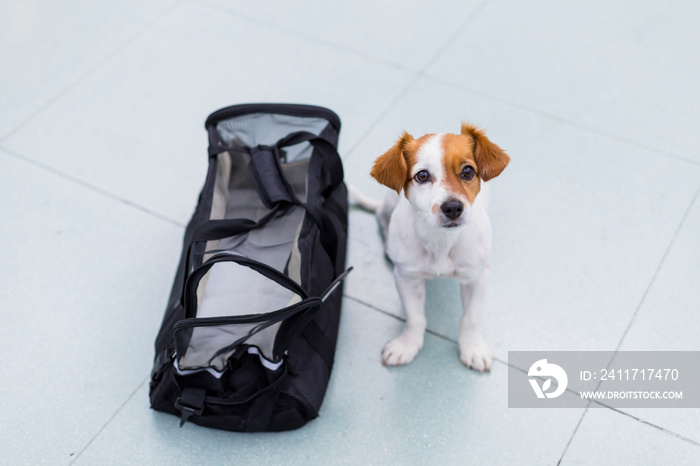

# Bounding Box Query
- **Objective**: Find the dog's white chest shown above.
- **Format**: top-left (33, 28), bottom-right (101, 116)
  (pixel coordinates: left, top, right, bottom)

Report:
top-left (386, 192), bottom-right (492, 281)
top-left (389, 227), bottom-right (489, 281)
top-left (418, 246), bottom-right (485, 280)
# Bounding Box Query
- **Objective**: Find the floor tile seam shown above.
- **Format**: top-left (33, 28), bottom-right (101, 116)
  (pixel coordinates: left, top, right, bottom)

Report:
top-left (0, 147), bottom-right (185, 228)
top-left (613, 182), bottom-right (700, 353)
top-left (188, 0), bottom-right (429, 162)
top-left (191, 0), bottom-right (418, 75)
top-left (342, 74), bottom-right (423, 159)
top-left (557, 404), bottom-right (700, 466)
top-left (191, 0), bottom-right (490, 162)
top-left (556, 404), bottom-right (591, 466)
top-left (0, 0), bottom-right (185, 145)
top-left (414, 0), bottom-right (490, 76)
top-left (341, 0), bottom-right (490, 160)
top-left (69, 377), bottom-right (149, 465)
top-left (192, 0), bottom-right (492, 78)
top-left (418, 73), bottom-right (700, 168)
top-left (505, 360), bottom-right (700, 447)
top-left (343, 293), bottom-right (505, 362)
top-left (590, 405), bottom-right (700, 447)
top-left (345, 299), bottom-right (700, 460)
top-left (554, 181), bottom-right (700, 459)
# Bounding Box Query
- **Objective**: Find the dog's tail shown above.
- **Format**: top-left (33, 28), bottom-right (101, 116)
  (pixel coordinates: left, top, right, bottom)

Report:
top-left (347, 184), bottom-right (382, 213)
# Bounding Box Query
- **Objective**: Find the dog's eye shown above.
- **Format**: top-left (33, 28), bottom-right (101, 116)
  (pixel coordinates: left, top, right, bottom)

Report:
top-left (461, 166), bottom-right (475, 180)
top-left (414, 170), bottom-right (430, 183)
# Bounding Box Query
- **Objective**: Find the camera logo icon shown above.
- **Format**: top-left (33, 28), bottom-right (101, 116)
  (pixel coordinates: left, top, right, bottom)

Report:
top-left (528, 359), bottom-right (568, 399)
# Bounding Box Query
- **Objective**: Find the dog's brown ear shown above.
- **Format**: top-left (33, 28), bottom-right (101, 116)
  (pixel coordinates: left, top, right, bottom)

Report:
top-left (461, 123), bottom-right (510, 181)
top-left (370, 131), bottom-right (414, 194)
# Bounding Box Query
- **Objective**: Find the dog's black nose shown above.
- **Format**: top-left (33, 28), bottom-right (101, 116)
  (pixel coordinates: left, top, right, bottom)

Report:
top-left (440, 200), bottom-right (464, 220)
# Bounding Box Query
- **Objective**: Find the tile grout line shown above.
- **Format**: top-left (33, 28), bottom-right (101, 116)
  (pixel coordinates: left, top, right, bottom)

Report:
top-left (414, 0), bottom-right (490, 76)
top-left (344, 293), bottom-right (501, 359)
top-left (3, 1), bottom-right (695, 458)
top-left (573, 182), bottom-right (700, 460)
top-left (557, 183), bottom-right (700, 460)
top-left (0, 147), bottom-right (185, 228)
top-left (344, 294), bottom-right (700, 451)
top-left (4, 0), bottom-right (694, 185)
top-left (420, 73), bottom-right (700, 168)
top-left (70, 377), bottom-right (148, 464)
top-left (580, 180), bottom-right (700, 442)
top-left (614, 182), bottom-right (700, 352)
top-left (556, 404), bottom-right (593, 466)
top-left (596, 407), bottom-right (700, 447)
top-left (342, 74), bottom-right (423, 159)
top-left (195, 0), bottom-right (490, 161)
top-left (198, 0), bottom-right (700, 170)
top-left (191, 0), bottom-right (424, 76)
top-left (343, 0), bottom-right (490, 159)
top-left (540, 172), bottom-right (700, 466)
top-left (344, 294), bottom-right (456, 345)
top-left (0, 0), bottom-right (185, 145)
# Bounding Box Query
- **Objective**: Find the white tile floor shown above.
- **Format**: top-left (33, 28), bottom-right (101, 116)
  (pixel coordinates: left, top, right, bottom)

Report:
top-left (1, 1), bottom-right (699, 464)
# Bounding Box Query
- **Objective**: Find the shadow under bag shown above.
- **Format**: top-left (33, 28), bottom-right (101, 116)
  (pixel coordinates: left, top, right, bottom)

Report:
top-left (149, 104), bottom-right (350, 432)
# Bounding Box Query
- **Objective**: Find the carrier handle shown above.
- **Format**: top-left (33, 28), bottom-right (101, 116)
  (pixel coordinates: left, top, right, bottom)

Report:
top-left (180, 205), bottom-right (286, 305)
top-left (207, 130), bottom-right (343, 198)
top-left (275, 131), bottom-right (344, 196)
top-left (183, 253), bottom-right (309, 319)
top-left (188, 201), bottom-right (341, 271)
top-left (189, 203), bottom-right (284, 243)
top-left (205, 297), bottom-right (322, 367)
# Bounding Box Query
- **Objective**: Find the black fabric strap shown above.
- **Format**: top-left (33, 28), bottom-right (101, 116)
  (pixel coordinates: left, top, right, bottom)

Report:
top-left (191, 218), bottom-right (256, 242)
top-left (276, 131), bottom-right (344, 195)
top-left (192, 204), bottom-right (338, 267)
top-left (247, 145), bottom-right (298, 208)
top-left (301, 320), bottom-right (335, 371)
top-left (301, 202), bottom-right (339, 266)
top-left (190, 204), bottom-right (284, 243)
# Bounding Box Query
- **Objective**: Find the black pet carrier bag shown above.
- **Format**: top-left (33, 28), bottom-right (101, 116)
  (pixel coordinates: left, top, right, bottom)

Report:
top-left (149, 104), bottom-right (350, 432)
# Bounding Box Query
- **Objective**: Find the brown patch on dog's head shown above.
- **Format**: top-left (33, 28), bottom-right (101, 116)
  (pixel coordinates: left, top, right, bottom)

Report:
top-left (441, 133), bottom-right (481, 204)
top-left (460, 123), bottom-right (510, 182)
top-left (370, 132), bottom-right (417, 194)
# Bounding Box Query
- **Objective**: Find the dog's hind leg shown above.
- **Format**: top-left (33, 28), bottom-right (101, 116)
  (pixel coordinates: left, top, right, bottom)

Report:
top-left (376, 191), bottom-right (398, 240)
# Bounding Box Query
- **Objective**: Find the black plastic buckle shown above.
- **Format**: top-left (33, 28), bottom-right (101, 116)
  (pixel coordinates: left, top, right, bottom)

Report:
top-left (174, 387), bottom-right (206, 427)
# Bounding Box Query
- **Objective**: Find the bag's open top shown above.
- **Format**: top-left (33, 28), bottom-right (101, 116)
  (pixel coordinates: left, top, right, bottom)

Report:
top-left (175, 105), bottom-right (341, 373)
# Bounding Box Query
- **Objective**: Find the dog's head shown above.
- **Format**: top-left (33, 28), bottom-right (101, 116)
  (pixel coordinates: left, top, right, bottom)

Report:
top-left (370, 123), bottom-right (509, 228)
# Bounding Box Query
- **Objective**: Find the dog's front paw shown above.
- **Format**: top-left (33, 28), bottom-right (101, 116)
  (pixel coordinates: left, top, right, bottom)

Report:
top-left (382, 334), bottom-right (423, 366)
top-left (459, 334), bottom-right (493, 372)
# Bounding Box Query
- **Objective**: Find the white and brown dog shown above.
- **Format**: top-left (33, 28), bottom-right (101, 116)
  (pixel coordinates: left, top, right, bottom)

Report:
top-left (350, 123), bottom-right (509, 372)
